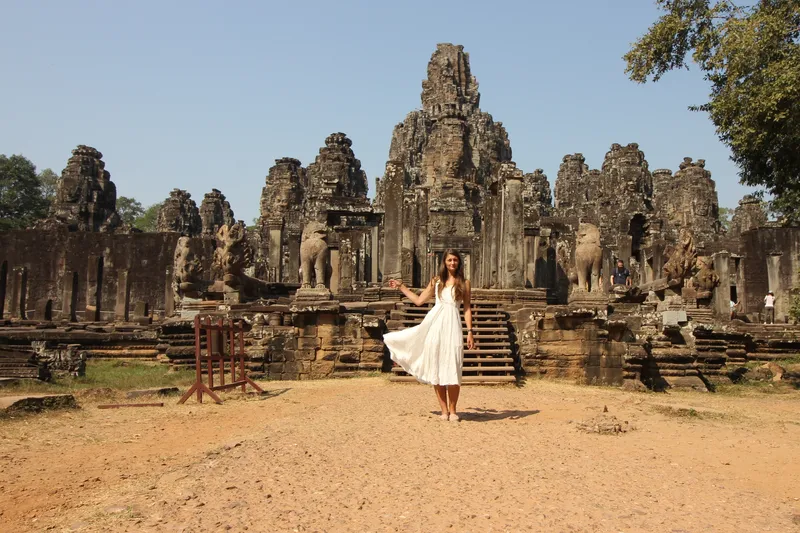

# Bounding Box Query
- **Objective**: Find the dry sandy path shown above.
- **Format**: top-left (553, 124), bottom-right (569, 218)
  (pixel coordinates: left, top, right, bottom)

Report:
top-left (1, 377), bottom-right (799, 533)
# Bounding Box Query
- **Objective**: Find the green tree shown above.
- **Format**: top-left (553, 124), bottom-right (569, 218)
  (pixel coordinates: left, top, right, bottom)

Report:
top-left (116, 196), bottom-right (145, 225)
top-left (0, 154), bottom-right (49, 230)
top-left (133, 202), bottom-right (161, 232)
top-left (624, 1), bottom-right (800, 224)
top-left (718, 206), bottom-right (733, 231)
top-left (37, 168), bottom-right (59, 204)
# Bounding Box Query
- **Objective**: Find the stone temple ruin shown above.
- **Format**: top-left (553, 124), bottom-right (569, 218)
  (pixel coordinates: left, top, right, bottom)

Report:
top-left (1, 43), bottom-right (799, 390)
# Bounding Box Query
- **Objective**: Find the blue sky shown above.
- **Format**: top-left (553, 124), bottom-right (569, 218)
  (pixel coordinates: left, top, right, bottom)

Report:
top-left (1, 0), bottom-right (757, 223)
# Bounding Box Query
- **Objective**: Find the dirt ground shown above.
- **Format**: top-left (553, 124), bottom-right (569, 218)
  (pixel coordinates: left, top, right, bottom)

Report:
top-left (1, 377), bottom-right (799, 533)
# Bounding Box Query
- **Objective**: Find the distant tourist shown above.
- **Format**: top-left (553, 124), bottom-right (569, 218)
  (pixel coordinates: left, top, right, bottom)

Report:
top-left (609, 259), bottom-right (631, 287)
top-left (383, 249), bottom-right (474, 423)
top-left (730, 299), bottom-right (739, 320)
top-left (764, 291), bottom-right (776, 324)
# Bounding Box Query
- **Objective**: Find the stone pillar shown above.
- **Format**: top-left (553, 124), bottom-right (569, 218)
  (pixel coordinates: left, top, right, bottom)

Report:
top-left (483, 192), bottom-right (501, 288)
top-left (0, 261), bottom-right (7, 319)
top-left (370, 226), bottom-right (379, 283)
top-left (502, 174), bottom-right (525, 288)
top-left (164, 267), bottom-right (174, 317)
top-left (114, 269), bottom-right (130, 321)
top-left (62, 271), bottom-right (78, 321)
top-left (618, 235), bottom-right (633, 270)
top-left (268, 222), bottom-right (283, 283)
top-left (712, 251), bottom-right (730, 317)
top-left (401, 194), bottom-right (415, 285)
top-left (287, 232), bottom-right (301, 284)
top-left (339, 240), bottom-right (353, 294)
top-left (652, 242), bottom-right (664, 279)
top-left (529, 235), bottom-right (540, 289)
top-left (602, 247), bottom-right (614, 293)
top-left (381, 162), bottom-right (403, 281)
top-left (767, 253), bottom-right (783, 320)
top-left (414, 188), bottom-right (429, 287)
top-left (329, 248), bottom-right (340, 294)
top-left (86, 257), bottom-right (103, 322)
top-left (10, 267), bottom-right (27, 319)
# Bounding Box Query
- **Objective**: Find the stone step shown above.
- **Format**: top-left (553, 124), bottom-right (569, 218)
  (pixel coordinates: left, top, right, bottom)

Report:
top-left (464, 349), bottom-right (512, 356)
top-left (463, 357), bottom-right (514, 363)
top-left (401, 300), bottom-right (507, 308)
top-left (398, 322), bottom-right (509, 331)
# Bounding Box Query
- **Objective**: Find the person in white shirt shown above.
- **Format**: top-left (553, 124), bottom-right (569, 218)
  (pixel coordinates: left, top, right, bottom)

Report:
top-left (764, 291), bottom-right (776, 324)
top-left (730, 299), bottom-right (738, 320)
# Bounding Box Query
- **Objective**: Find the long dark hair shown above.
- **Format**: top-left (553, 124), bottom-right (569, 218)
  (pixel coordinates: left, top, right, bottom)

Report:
top-left (436, 249), bottom-right (466, 302)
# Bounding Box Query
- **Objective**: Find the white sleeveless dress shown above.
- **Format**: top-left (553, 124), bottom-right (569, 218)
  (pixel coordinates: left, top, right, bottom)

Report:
top-left (384, 281), bottom-right (464, 386)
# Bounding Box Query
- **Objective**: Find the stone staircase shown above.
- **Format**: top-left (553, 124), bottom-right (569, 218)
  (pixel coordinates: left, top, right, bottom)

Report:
top-left (735, 323), bottom-right (800, 362)
top-left (0, 347), bottom-right (40, 379)
top-left (388, 300), bottom-right (517, 384)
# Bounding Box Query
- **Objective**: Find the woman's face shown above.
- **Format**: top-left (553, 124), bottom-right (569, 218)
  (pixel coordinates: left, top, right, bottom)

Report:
top-left (445, 253), bottom-right (459, 274)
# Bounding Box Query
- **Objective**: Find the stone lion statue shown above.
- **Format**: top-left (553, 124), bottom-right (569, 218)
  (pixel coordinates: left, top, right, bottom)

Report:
top-left (574, 222), bottom-right (603, 292)
top-left (300, 221), bottom-right (329, 289)
top-left (663, 228), bottom-right (697, 283)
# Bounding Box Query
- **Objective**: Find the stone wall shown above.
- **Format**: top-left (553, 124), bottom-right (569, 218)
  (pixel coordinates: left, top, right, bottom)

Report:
top-left (740, 227), bottom-right (800, 321)
top-left (0, 227), bottom-right (214, 321)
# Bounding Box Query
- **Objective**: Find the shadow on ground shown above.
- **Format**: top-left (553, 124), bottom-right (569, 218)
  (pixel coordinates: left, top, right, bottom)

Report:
top-left (459, 408), bottom-right (540, 421)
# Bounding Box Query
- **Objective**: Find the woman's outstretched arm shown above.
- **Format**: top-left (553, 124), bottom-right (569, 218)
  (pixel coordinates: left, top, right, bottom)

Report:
top-left (464, 280), bottom-right (475, 350)
top-left (389, 278), bottom-right (435, 307)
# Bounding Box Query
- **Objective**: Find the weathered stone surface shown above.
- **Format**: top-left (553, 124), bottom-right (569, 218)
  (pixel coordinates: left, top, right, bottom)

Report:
top-left (305, 133), bottom-right (370, 221)
top-left (126, 387), bottom-right (179, 399)
top-left (574, 223), bottom-right (603, 292)
top-left (157, 189), bottom-right (202, 236)
top-left (0, 394), bottom-right (78, 413)
top-left (663, 228), bottom-right (697, 282)
top-left (523, 169), bottom-right (552, 226)
top-left (39, 145), bottom-right (126, 233)
top-left (653, 158), bottom-right (721, 250)
top-left (730, 194), bottom-right (768, 237)
top-left (299, 222), bottom-right (329, 289)
top-left (199, 189), bottom-right (235, 237)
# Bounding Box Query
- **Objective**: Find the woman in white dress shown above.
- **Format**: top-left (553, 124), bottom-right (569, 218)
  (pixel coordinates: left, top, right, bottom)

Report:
top-left (384, 249), bottom-right (475, 422)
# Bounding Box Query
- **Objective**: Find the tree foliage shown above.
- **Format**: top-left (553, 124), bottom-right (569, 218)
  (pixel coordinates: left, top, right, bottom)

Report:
top-left (116, 196), bottom-right (145, 225)
top-left (625, 0), bottom-right (800, 224)
top-left (718, 206), bottom-right (733, 231)
top-left (0, 154), bottom-right (49, 230)
top-left (37, 168), bottom-right (59, 204)
top-left (133, 202), bottom-right (161, 232)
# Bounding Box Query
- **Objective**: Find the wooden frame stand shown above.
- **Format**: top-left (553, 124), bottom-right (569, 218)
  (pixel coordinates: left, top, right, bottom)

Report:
top-left (178, 315), bottom-right (264, 404)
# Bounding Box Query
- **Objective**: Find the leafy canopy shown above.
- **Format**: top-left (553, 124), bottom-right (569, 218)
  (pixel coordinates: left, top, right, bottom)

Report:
top-left (0, 154), bottom-right (49, 230)
top-left (133, 202), bottom-right (161, 232)
top-left (37, 168), bottom-right (59, 204)
top-left (624, 0), bottom-right (800, 224)
top-left (116, 196), bottom-right (145, 225)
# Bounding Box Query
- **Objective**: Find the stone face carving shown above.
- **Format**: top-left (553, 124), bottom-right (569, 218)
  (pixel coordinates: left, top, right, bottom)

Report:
top-left (653, 157), bottom-right (720, 249)
top-left (157, 189), bottom-right (202, 236)
top-left (692, 255), bottom-right (719, 292)
top-left (172, 236), bottom-right (204, 301)
top-left (575, 223), bottom-right (603, 292)
top-left (387, 43), bottom-right (511, 199)
top-left (300, 222), bottom-right (329, 289)
top-left (44, 145), bottom-right (125, 232)
top-left (730, 194), bottom-right (768, 236)
top-left (523, 169), bottom-right (552, 225)
top-left (199, 189), bottom-right (235, 237)
top-left (663, 228), bottom-right (697, 282)
top-left (305, 133), bottom-right (371, 221)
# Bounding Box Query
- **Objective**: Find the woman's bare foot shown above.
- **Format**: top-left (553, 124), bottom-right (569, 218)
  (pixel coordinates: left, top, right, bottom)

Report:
top-left (439, 412), bottom-right (449, 421)
top-left (449, 413), bottom-right (460, 423)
